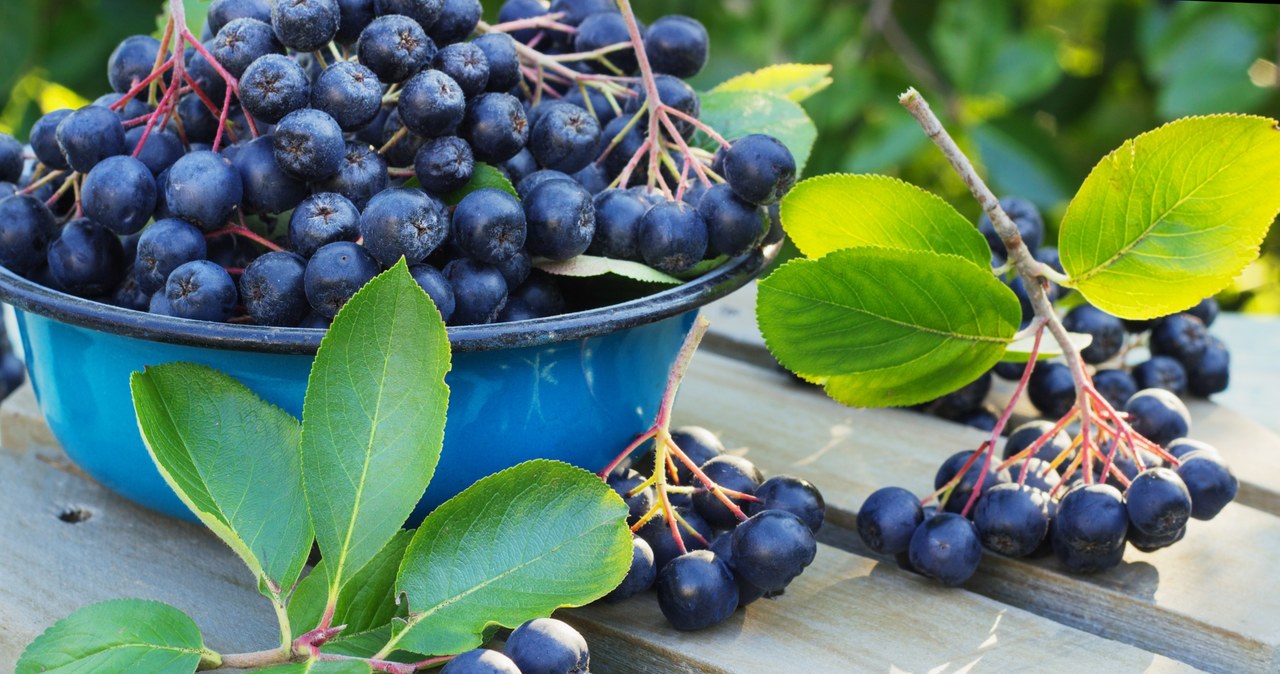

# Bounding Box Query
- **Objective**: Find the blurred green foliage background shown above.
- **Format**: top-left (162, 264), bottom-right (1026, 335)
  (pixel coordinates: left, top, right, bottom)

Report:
top-left (1, 0), bottom-right (1278, 310)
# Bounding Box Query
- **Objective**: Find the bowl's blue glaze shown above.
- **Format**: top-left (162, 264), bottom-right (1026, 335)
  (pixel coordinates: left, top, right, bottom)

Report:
top-left (0, 246), bottom-right (773, 522)
top-left (15, 307), bottom-right (694, 522)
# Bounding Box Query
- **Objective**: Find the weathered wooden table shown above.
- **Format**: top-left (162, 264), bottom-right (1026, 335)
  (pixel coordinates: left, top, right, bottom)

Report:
top-left (1, 288), bottom-right (1277, 673)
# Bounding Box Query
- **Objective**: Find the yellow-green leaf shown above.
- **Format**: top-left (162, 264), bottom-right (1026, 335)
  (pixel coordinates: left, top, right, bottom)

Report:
top-left (712, 64), bottom-right (834, 103)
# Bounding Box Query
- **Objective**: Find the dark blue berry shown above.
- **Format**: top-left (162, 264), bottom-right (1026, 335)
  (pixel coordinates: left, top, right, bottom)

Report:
top-left (359, 188), bottom-right (448, 266)
top-left (107, 35), bottom-right (161, 93)
top-left (289, 193), bottom-right (360, 259)
top-left (1132, 355), bottom-right (1188, 396)
top-left (587, 189), bottom-right (646, 260)
top-left (600, 115), bottom-right (646, 182)
top-left (472, 33), bottom-right (519, 92)
top-left (503, 618), bottom-right (588, 674)
top-left (271, 0), bottom-right (340, 52)
top-left (508, 274), bottom-right (565, 316)
top-left (408, 263), bottom-right (455, 321)
top-left (1052, 483), bottom-right (1127, 573)
top-left (698, 183), bottom-right (766, 258)
top-left (530, 102), bottom-right (601, 174)
top-left (548, 0), bottom-right (616, 27)
top-left (240, 251), bottom-right (309, 326)
top-left (856, 486), bottom-right (923, 556)
top-left (1150, 313), bottom-right (1210, 366)
top-left (317, 141), bottom-right (390, 210)
top-left (494, 249), bottom-right (531, 288)
top-left (1167, 438), bottom-right (1219, 462)
top-left (229, 136), bottom-right (307, 215)
top-left (575, 13), bottom-right (637, 74)
top-left (935, 450), bottom-right (1003, 514)
top-left (273, 109), bottom-right (346, 181)
top-left (30, 110), bottom-right (73, 170)
top-left (165, 260), bottom-right (237, 322)
top-left (722, 134), bottom-right (796, 206)
top-left (165, 151), bottom-right (244, 230)
top-left (1185, 297), bottom-right (1219, 328)
top-left (636, 506), bottom-right (711, 570)
top-left (213, 18), bottom-right (284, 79)
top-left (1176, 452), bottom-right (1237, 520)
top-left (1004, 458), bottom-right (1061, 493)
top-left (502, 148), bottom-right (538, 186)
top-left (149, 290), bottom-right (174, 315)
top-left (311, 61), bottom-right (383, 131)
top-left (175, 95), bottom-right (221, 145)
top-left (440, 649), bottom-right (520, 674)
top-left (605, 536), bottom-right (657, 602)
top-left (691, 455), bottom-right (761, 529)
top-left (606, 467), bottom-right (655, 526)
top-left (639, 201), bottom-right (707, 275)
top-left (747, 475), bottom-right (825, 533)
top-left (1093, 368), bottom-right (1138, 409)
top-left (112, 269), bottom-right (151, 311)
top-left (1028, 361), bottom-right (1075, 418)
top-left (428, 0), bottom-right (481, 45)
top-left (958, 409), bottom-right (998, 432)
top-left (1125, 388), bottom-right (1189, 447)
top-left (1062, 305), bottom-right (1126, 364)
top-left (207, 0), bottom-right (272, 35)
top-left (524, 179), bottom-right (595, 261)
top-left (299, 311), bottom-right (332, 329)
top-left (463, 93), bottom-right (529, 164)
top-left (333, 0), bottom-right (377, 44)
top-left (125, 127), bottom-right (183, 177)
top-left (656, 550), bottom-right (738, 631)
top-left (928, 371), bottom-right (992, 421)
top-left (978, 197), bottom-right (1044, 258)
top-left (432, 42), bottom-right (489, 97)
top-left (375, 0), bottom-right (443, 31)
top-left (79, 156), bottom-right (156, 236)
top-left (239, 54), bottom-right (310, 124)
top-left (358, 14), bottom-right (435, 83)
top-left (136, 218), bottom-right (208, 294)
top-left (399, 69), bottom-right (466, 138)
top-left (46, 219), bottom-right (125, 297)
top-left (304, 241), bottom-right (381, 317)
top-left (572, 163), bottom-right (608, 195)
top-left (628, 75), bottom-right (699, 139)
top-left (1186, 337), bottom-right (1229, 397)
top-left (414, 136), bottom-right (474, 194)
top-left (908, 513), bottom-right (982, 586)
top-left (645, 15), bottom-right (708, 78)
top-left (56, 105), bottom-right (125, 173)
top-left (443, 258), bottom-right (507, 325)
top-left (497, 0), bottom-right (546, 43)
top-left (516, 169), bottom-right (573, 201)
top-left (1127, 523), bottom-right (1185, 553)
top-left (1002, 420), bottom-right (1071, 464)
top-left (452, 188), bottom-right (526, 264)
top-left (730, 509), bottom-right (816, 592)
top-left (1124, 467), bottom-right (1191, 537)
top-left (973, 483), bottom-right (1049, 558)
top-left (707, 532), bottom-right (766, 606)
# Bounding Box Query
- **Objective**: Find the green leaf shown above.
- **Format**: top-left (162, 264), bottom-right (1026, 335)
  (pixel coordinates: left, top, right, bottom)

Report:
top-left (301, 261), bottom-right (452, 604)
top-left (17, 600), bottom-right (206, 674)
top-left (533, 255), bottom-right (682, 284)
top-left (711, 64), bottom-right (834, 103)
top-left (779, 174), bottom-right (991, 267)
top-left (288, 530), bottom-right (413, 635)
top-left (1001, 331), bottom-right (1094, 363)
top-left (757, 248), bottom-right (1021, 407)
top-left (697, 90), bottom-right (818, 175)
top-left (131, 363), bottom-right (311, 600)
top-left (1059, 115), bottom-right (1280, 319)
top-left (381, 461), bottom-right (630, 657)
top-left (253, 661), bottom-right (373, 674)
top-left (318, 626), bottom-right (424, 663)
top-left (443, 163), bottom-right (518, 206)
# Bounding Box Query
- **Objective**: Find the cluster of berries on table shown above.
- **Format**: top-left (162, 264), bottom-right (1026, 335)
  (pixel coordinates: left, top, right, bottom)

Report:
top-left (862, 196), bottom-right (1240, 587)
top-left (0, 0), bottom-right (793, 328)
top-left (443, 617), bottom-right (589, 674)
top-left (601, 425), bottom-right (824, 631)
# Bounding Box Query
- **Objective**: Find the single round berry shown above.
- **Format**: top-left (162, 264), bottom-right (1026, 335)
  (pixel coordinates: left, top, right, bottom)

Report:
top-left (1151, 314), bottom-right (1210, 366)
top-left (1186, 298), bottom-right (1220, 327)
top-left (452, 188), bottom-right (526, 264)
top-left (627, 74), bottom-right (699, 138)
top-left (927, 371), bottom-right (992, 421)
top-left (973, 483), bottom-right (1049, 558)
top-left (636, 506), bottom-right (712, 570)
top-left (232, 136), bottom-right (308, 215)
top-left (1132, 355), bottom-right (1189, 396)
top-left (495, 250), bottom-right (531, 289)
top-left (47, 219), bottom-right (126, 297)
top-left (639, 201), bottom-right (708, 275)
top-left (428, 0), bottom-right (482, 45)
top-left (530, 102), bottom-right (601, 174)
top-left (462, 93), bottom-right (529, 164)
top-left (213, 18), bottom-right (284, 79)
top-left (730, 509), bottom-right (817, 592)
top-left (135, 218), bottom-right (208, 295)
top-left (304, 241), bottom-right (381, 317)
top-left (440, 648), bottom-right (520, 674)
top-left (1124, 467), bottom-right (1192, 537)
top-left (1125, 388), bottom-right (1190, 447)
top-left (692, 455), bottom-right (762, 529)
top-left (748, 475), bottom-right (824, 533)
top-left (165, 260), bottom-right (238, 322)
top-left (175, 95), bottom-right (221, 145)
top-left (271, 0), bottom-right (340, 52)
top-left (290, 193), bottom-right (361, 259)
top-left (935, 449), bottom-right (1003, 514)
top-left (606, 467), bottom-right (655, 527)
top-left (1127, 522), bottom-right (1186, 553)
top-left (30, 110), bottom-right (73, 170)
top-left (358, 14), bottom-right (435, 84)
top-left (600, 115), bottom-right (647, 182)
top-left (238, 54), bottom-right (310, 124)
top-left (698, 183), bottom-right (766, 258)
top-left (125, 127), bottom-right (184, 177)
top-left (1002, 420), bottom-right (1071, 464)
top-left (1186, 337), bottom-right (1230, 397)
top-left (587, 188), bottom-right (646, 261)
top-left (636, 426), bottom-right (724, 483)
top-left (399, 69), bottom-right (466, 138)
top-left (656, 550), bottom-right (738, 631)
top-left (1167, 438), bottom-right (1220, 462)
top-left (107, 35), bottom-right (161, 93)
top-left (165, 151), bottom-right (244, 231)
top-left (1052, 483), bottom-right (1128, 574)
top-left (273, 109), bottom-right (347, 181)
top-left (375, 0), bottom-right (444, 31)
top-left (473, 33), bottom-right (519, 92)
top-left (1093, 368), bottom-right (1138, 410)
top-left (409, 263), bottom-right (456, 322)
top-left (311, 61), bottom-right (382, 131)
top-left (240, 251), bottom-right (308, 326)
top-left (857, 486), bottom-right (924, 556)
top-left (497, 0), bottom-right (546, 43)
top-left (503, 148), bottom-right (539, 186)
top-left (79, 156), bottom-right (156, 236)
top-left (1005, 458), bottom-right (1061, 493)
top-left (56, 105), bottom-right (126, 173)
top-left (443, 258), bottom-right (507, 325)
top-left (112, 269), bottom-right (150, 311)
top-left (722, 134), bottom-right (796, 206)
top-left (645, 15), bottom-right (708, 78)
top-left (508, 273), bottom-right (565, 316)
top-left (978, 196), bottom-right (1044, 258)
top-left (334, 0), bottom-right (378, 44)
top-left (1176, 452), bottom-right (1238, 521)
top-left (359, 188), bottom-right (448, 267)
top-left (1028, 361), bottom-right (1075, 419)
top-left (414, 136), bottom-right (475, 195)
top-left (315, 141), bottom-right (390, 210)
top-left (432, 42), bottom-right (489, 97)
top-left (207, 0), bottom-right (272, 35)
top-left (908, 513), bottom-right (982, 586)
top-left (605, 535), bottom-right (657, 602)
top-left (575, 12), bottom-right (637, 74)
top-left (0, 195), bottom-right (58, 276)
top-left (524, 179), bottom-right (595, 261)
top-left (708, 531), bottom-right (767, 607)
top-left (1062, 305), bottom-right (1126, 364)
top-left (516, 169), bottom-right (574, 202)
top-left (503, 618), bottom-right (588, 674)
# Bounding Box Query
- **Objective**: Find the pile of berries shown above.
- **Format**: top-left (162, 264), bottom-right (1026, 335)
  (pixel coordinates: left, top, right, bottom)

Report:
top-left (443, 617), bottom-right (589, 674)
top-left (602, 426), bottom-right (824, 631)
top-left (0, 0), bottom-right (793, 329)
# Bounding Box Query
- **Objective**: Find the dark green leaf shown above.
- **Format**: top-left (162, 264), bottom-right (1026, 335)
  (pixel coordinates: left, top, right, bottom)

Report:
top-left (758, 248), bottom-right (1021, 407)
top-left (17, 600), bottom-right (207, 674)
top-left (131, 363), bottom-right (311, 600)
top-left (697, 90), bottom-right (818, 175)
top-left (379, 461), bottom-right (630, 657)
top-left (301, 261), bottom-right (452, 604)
top-left (443, 163), bottom-right (518, 206)
top-left (288, 530), bottom-right (413, 635)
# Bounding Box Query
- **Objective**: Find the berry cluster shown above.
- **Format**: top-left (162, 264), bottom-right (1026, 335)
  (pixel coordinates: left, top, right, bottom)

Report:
top-left (601, 425), bottom-right (824, 631)
top-left (442, 617), bottom-right (588, 674)
top-left (0, 0), bottom-right (791, 329)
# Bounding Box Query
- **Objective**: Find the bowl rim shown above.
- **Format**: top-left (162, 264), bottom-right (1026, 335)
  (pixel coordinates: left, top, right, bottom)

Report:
top-left (0, 245), bottom-right (778, 354)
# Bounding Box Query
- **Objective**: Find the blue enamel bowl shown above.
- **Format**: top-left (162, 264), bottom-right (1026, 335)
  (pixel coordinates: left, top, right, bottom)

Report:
top-left (0, 247), bottom-right (774, 523)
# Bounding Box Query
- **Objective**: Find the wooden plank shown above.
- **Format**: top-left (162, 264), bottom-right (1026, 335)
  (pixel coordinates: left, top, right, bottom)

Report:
top-left (566, 542), bottom-right (1191, 674)
top-left (702, 284), bottom-right (1280, 516)
top-left (669, 352), bottom-right (1280, 673)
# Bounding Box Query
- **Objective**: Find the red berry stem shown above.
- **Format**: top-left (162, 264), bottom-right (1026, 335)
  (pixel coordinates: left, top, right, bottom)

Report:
top-left (204, 226), bottom-right (285, 253)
